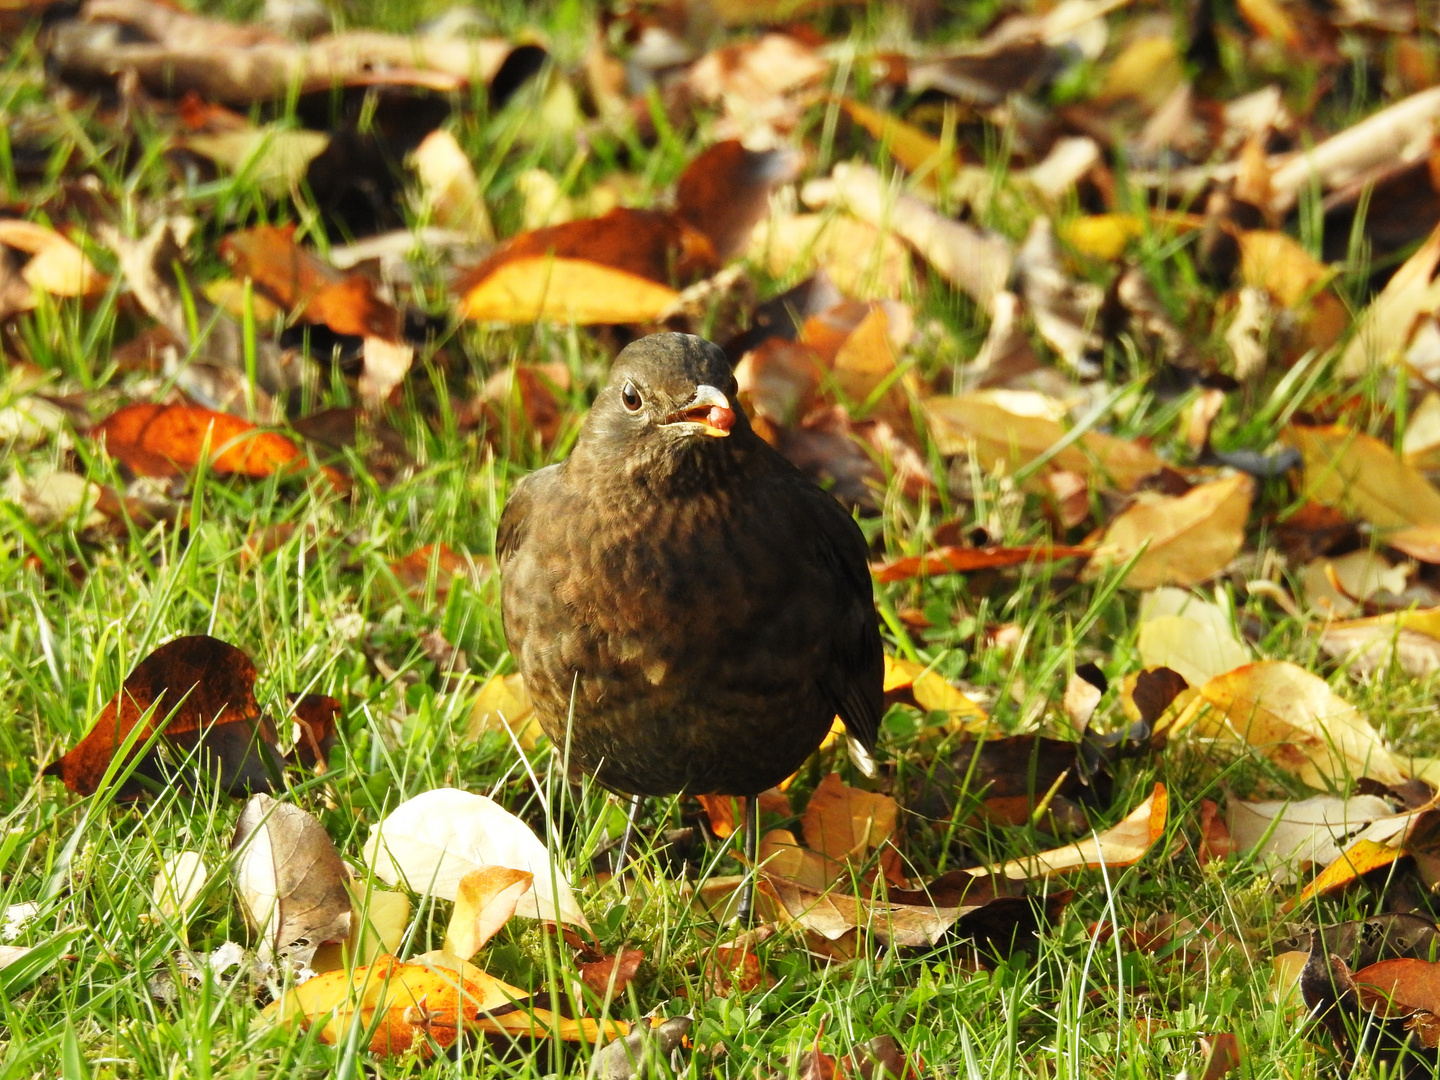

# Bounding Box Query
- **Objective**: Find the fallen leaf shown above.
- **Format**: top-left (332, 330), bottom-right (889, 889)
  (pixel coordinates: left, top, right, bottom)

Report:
top-left (1338, 218), bottom-right (1440, 377)
top-left (801, 772), bottom-right (898, 869)
top-left (232, 794), bottom-right (351, 966)
top-left (1169, 661), bottom-right (1409, 788)
top-left (95, 403), bottom-right (316, 483)
top-left (923, 391), bottom-right (1165, 491)
top-left (410, 129), bottom-right (493, 241)
top-left (872, 543), bottom-right (1093, 583)
top-left (468, 672), bottom-right (545, 751)
top-left (1085, 473), bottom-right (1253, 589)
top-left (441, 867), bottom-right (534, 961)
top-left (456, 208), bottom-right (711, 324)
top-left (675, 140), bottom-right (800, 261)
top-left (579, 947), bottom-right (644, 999)
top-left (44, 635), bottom-right (284, 797)
top-left (1287, 423), bottom-right (1440, 529)
top-left (1136, 588), bottom-right (1251, 689)
top-left (586, 1016), bottom-right (689, 1080)
top-left (0, 219), bottom-right (108, 307)
top-left (838, 98), bottom-right (955, 182)
top-left (748, 213), bottom-right (910, 300)
top-left (1227, 795), bottom-right (1397, 882)
top-left (153, 851), bottom-right (210, 920)
top-left (362, 787), bottom-right (590, 932)
top-left (970, 783), bottom-right (1168, 881)
top-left (218, 224), bottom-right (402, 340)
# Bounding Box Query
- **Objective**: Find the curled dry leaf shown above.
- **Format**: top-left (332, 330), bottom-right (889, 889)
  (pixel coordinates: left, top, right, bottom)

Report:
top-left (1085, 472), bottom-right (1253, 589)
top-left (872, 543), bottom-right (1093, 584)
top-left (970, 782), bottom-right (1169, 881)
top-left (748, 213), bottom-right (909, 300)
top-left (410, 129), bottom-right (493, 241)
top-left (579, 947), bottom-right (644, 1000)
top-left (1168, 661), bottom-right (1409, 789)
top-left (802, 162), bottom-right (1012, 312)
top-left (362, 787), bottom-right (590, 933)
top-left (232, 794), bottom-right (352, 966)
top-left (923, 392), bottom-right (1165, 491)
top-left (1227, 795), bottom-right (1397, 883)
top-left (675, 140), bottom-right (801, 262)
top-left (588, 1016), bottom-right (691, 1080)
top-left (0, 220), bottom-right (108, 312)
top-left (44, 635), bottom-right (283, 797)
top-left (882, 654), bottom-right (987, 731)
top-left (1286, 423), bottom-right (1440, 529)
top-left (441, 866), bottom-right (533, 961)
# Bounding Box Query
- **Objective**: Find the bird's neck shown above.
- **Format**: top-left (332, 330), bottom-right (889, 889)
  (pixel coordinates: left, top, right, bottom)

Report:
top-left (571, 434), bottom-right (757, 503)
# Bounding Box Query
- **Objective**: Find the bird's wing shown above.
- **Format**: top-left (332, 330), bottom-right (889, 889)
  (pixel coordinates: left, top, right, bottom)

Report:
top-left (496, 464), bottom-right (561, 564)
top-left (803, 486), bottom-right (885, 755)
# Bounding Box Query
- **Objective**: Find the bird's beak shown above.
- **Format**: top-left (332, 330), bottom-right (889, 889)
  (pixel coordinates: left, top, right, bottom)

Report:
top-left (661, 384), bottom-right (735, 438)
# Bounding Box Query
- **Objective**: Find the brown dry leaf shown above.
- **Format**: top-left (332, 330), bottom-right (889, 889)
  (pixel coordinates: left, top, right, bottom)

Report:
top-left (1355, 958), bottom-right (1440, 1015)
top-left (1085, 473), bottom-right (1253, 589)
top-left (0, 220), bottom-right (108, 308)
top-left (410, 129), bottom-right (493, 242)
top-left (923, 392), bottom-right (1165, 491)
top-left (1390, 524), bottom-right (1440, 563)
top-left (1198, 799), bottom-right (1233, 864)
top-left (49, 3), bottom-right (531, 104)
top-left (1170, 661), bottom-right (1409, 788)
top-left (456, 208), bottom-right (712, 324)
top-left (481, 363), bottom-right (569, 449)
top-left (803, 163), bottom-right (1012, 312)
top-left (703, 941), bottom-right (771, 995)
top-left (232, 793), bottom-right (352, 966)
top-left (801, 772), bottom-right (898, 867)
top-left (971, 783), bottom-right (1168, 881)
top-left (871, 543), bottom-right (1093, 584)
top-left (763, 874), bottom-right (955, 947)
top-left (468, 672), bottom-right (545, 751)
top-left (388, 543), bottom-right (484, 602)
top-left (1236, 230), bottom-right (1346, 352)
top-left (1197, 1033), bottom-right (1243, 1080)
top-left (675, 141), bottom-right (800, 262)
top-left (697, 794), bottom-right (743, 840)
top-left (758, 828), bottom-right (845, 892)
top-left (441, 867), bottom-right (534, 961)
top-left (687, 33), bottom-right (828, 138)
top-left (43, 635), bottom-right (283, 798)
top-left (218, 224), bottom-right (401, 340)
top-left (579, 947), bottom-right (644, 1000)
top-left (1319, 621), bottom-right (1440, 680)
top-left (95, 403), bottom-right (318, 483)
top-left (1286, 423), bottom-right (1440, 529)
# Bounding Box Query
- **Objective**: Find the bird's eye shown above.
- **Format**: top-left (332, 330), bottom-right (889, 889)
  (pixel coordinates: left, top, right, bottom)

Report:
top-left (621, 381), bottom-right (643, 411)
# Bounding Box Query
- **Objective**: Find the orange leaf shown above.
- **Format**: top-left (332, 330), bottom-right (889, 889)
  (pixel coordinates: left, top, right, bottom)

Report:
top-left (872, 544), bottom-right (1093, 583)
top-left (218, 224), bottom-right (402, 339)
top-left (95, 403), bottom-right (307, 480)
top-left (1288, 838), bottom-right (1404, 910)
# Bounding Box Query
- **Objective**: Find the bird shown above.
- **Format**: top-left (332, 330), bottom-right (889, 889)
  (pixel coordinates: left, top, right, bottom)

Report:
top-left (496, 332), bottom-right (884, 921)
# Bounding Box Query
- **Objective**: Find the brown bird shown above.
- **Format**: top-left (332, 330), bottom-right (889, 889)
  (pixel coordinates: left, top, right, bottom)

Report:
top-left (497, 332), bottom-right (884, 920)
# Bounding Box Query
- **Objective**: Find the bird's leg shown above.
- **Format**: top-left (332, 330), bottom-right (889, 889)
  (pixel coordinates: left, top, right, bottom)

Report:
top-left (613, 793), bottom-right (645, 876)
top-left (735, 795), bottom-right (759, 925)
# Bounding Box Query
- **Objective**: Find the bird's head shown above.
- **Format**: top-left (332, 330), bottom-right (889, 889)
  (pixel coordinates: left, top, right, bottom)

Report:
top-left (578, 333), bottom-right (751, 485)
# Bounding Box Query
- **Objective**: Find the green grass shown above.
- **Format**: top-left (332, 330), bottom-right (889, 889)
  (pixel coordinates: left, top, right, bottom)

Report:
top-left (6, 0), bottom-right (1440, 1077)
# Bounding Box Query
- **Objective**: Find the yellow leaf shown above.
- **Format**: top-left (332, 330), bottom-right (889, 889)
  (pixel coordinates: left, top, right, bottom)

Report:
top-left (1339, 220), bottom-right (1440, 377)
top-left (458, 257), bottom-right (679, 324)
top-left (1286, 424), bottom-right (1440, 528)
top-left (1086, 473), bottom-right (1253, 588)
top-left (923, 391), bottom-right (1165, 491)
top-left (971, 783), bottom-right (1168, 880)
top-left (1238, 230), bottom-right (1334, 308)
top-left (468, 672), bottom-right (545, 750)
top-left (882, 654), bottom-right (987, 729)
top-left (838, 98), bottom-right (954, 182)
top-left (1170, 660), bottom-right (1409, 789)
